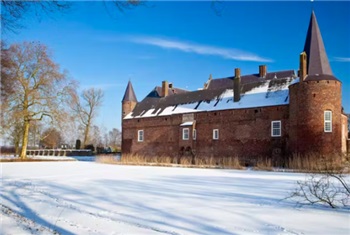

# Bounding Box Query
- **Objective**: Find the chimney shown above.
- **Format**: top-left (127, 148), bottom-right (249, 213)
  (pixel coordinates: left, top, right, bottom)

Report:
top-left (234, 68), bottom-right (241, 102)
top-left (234, 68), bottom-right (240, 78)
top-left (259, 65), bottom-right (267, 78)
top-left (162, 80), bottom-right (168, 97)
top-left (300, 52), bottom-right (307, 81)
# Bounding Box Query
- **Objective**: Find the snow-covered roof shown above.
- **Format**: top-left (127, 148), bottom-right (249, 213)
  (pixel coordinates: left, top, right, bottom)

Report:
top-left (124, 73), bottom-right (296, 119)
top-left (180, 121), bottom-right (195, 126)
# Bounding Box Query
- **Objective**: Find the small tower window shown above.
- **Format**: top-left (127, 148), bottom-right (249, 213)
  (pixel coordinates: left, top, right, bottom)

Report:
top-left (193, 129), bottom-right (197, 140)
top-left (137, 130), bottom-right (144, 142)
top-left (271, 121), bottom-right (281, 137)
top-left (183, 128), bottom-right (189, 140)
top-left (213, 129), bottom-right (219, 140)
top-left (324, 111), bottom-right (332, 132)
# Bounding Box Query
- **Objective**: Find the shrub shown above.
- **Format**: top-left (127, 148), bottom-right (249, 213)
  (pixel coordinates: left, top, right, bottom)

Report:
top-left (286, 155), bottom-right (349, 209)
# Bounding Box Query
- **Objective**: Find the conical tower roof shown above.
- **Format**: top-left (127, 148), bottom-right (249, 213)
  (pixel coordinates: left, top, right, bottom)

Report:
top-left (122, 81), bottom-right (137, 102)
top-left (303, 11), bottom-right (332, 76)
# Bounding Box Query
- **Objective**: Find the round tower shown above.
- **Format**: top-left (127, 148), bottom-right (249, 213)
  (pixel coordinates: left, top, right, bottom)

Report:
top-left (288, 11), bottom-right (343, 156)
top-left (289, 72), bottom-right (342, 155)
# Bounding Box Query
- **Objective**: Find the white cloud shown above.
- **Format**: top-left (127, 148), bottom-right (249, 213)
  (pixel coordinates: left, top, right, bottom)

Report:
top-left (129, 36), bottom-right (273, 63)
top-left (333, 57), bottom-right (350, 62)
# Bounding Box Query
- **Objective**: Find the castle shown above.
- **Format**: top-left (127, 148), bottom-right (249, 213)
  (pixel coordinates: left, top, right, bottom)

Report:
top-left (121, 12), bottom-right (349, 164)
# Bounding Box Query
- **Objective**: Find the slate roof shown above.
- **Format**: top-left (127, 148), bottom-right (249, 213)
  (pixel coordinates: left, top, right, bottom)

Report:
top-left (125, 70), bottom-right (296, 119)
top-left (207, 70), bottom-right (295, 90)
top-left (304, 74), bottom-right (340, 82)
top-left (303, 11), bottom-right (332, 76)
top-left (122, 81), bottom-right (137, 102)
top-left (154, 86), bottom-right (189, 97)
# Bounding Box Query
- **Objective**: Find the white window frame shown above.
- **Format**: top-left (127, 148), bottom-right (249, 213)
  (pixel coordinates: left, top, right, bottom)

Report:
top-left (271, 121), bottom-right (281, 137)
top-left (213, 129), bottom-right (219, 140)
top-left (183, 128), bottom-right (189, 140)
top-left (324, 111), bottom-right (332, 132)
top-left (137, 130), bottom-right (144, 142)
top-left (193, 129), bottom-right (197, 140)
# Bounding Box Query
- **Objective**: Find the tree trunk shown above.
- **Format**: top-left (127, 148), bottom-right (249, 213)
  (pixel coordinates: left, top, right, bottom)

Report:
top-left (83, 123), bottom-right (90, 148)
top-left (19, 120), bottom-right (30, 159)
top-left (14, 140), bottom-right (19, 157)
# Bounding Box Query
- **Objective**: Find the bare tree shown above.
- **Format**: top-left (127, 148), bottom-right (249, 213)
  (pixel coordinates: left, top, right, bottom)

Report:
top-left (40, 127), bottom-right (62, 149)
top-left (72, 88), bottom-right (104, 147)
top-left (90, 125), bottom-right (104, 148)
top-left (7, 122), bottom-right (23, 157)
top-left (1, 0), bottom-right (143, 33)
top-left (1, 41), bottom-right (15, 101)
top-left (28, 120), bottom-right (44, 148)
top-left (1, 41), bottom-right (76, 159)
top-left (108, 128), bottom-right (121, 150)
top-left (1, 1), bottom-right (71, 33)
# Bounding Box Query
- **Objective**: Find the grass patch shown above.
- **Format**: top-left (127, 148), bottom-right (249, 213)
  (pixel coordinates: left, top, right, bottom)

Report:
top-left (97, 152), bottom-right (349, 173)
top-left (286, 153), bottom-right (347, 173)
top-left (96, 154), bottom-right (244, 169)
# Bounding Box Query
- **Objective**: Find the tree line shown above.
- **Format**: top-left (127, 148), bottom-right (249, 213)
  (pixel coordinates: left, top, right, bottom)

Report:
top-left (1, 41), bottom-right (121, 158)
top-left (0, 1), bottom-right (143, 159)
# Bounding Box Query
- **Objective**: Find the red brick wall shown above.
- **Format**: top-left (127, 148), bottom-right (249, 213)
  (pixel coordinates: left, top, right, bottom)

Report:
top-left (342, 114), bottom-right (349, 154)
top-left (122, 105), bottom-right (289, 163)
top-left (123, 79), bottom-right (344, 160)
top-left (289, 80), bottom-right (342, 155)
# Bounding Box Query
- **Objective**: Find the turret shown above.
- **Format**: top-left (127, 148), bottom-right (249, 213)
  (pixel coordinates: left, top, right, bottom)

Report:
top-left (288, 11), bottom-right (343, 156)
top-left (122, 81), bottom-right (137, 119)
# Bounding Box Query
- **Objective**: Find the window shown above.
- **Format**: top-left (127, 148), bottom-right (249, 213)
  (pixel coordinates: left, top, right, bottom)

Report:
top-left (193, 129), bottom-right (197, 140)
top-left (271, 121), bottom-right (281, 137)
top-left (213, 129), bottom-right (219, 140)
top-left (137, 130), bottom-right (144, 142)
top-left (183, 128), bottom-right (189, 140)
top-left (324, 111), bottom-right (332, 132)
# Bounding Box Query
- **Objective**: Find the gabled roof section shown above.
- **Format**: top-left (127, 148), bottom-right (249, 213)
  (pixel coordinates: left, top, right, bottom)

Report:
top-left (124, 71), bottom-right (297, 119)
top-left (303, 11), bottom-right (332, 76)
top-left (122, 81), bottom-right (137, 102)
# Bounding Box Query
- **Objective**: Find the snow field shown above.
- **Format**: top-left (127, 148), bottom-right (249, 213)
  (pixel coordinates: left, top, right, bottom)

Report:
top-left (1, 162), bottom-right (349, 235)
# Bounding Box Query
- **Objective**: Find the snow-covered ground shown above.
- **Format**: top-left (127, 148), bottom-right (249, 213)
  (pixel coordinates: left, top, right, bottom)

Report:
top-left (1, 162), bottom-right (349, 235)
top-left (0, 155), bottom-right (76, 161)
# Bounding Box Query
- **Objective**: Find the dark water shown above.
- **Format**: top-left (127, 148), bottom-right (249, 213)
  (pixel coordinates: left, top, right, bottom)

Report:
top-left (71, 154), bottom-right (121, 162)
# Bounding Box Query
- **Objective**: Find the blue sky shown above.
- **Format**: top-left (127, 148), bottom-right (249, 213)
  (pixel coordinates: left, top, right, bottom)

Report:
top-left (4, 1), bottom-right (350, 131)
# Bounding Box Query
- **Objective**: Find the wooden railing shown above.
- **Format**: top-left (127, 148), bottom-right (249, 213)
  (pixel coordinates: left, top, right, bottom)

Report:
top-left (26, 149), bottom-right (92, 156)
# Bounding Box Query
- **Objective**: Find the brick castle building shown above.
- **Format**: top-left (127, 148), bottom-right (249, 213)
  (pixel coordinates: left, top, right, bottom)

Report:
top-left (121, 12), bottom-right (349, 163)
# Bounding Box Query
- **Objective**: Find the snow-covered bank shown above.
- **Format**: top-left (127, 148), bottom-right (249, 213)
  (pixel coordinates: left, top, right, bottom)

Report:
top-left (0, 155), bottom-right (76, 161)
top-left (1, 162), bottom-right (349, 234)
